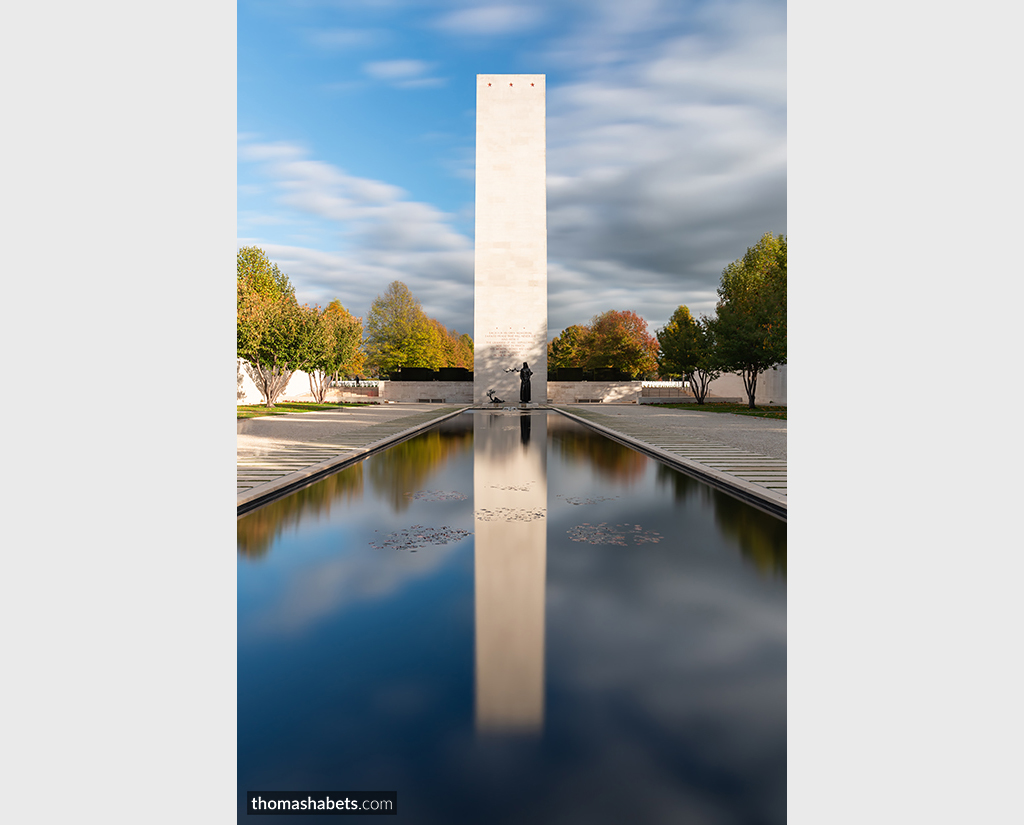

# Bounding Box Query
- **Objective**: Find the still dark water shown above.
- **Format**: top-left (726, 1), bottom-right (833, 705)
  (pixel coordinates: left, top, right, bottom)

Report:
top-left (238, 411), bottom-right (786, 824)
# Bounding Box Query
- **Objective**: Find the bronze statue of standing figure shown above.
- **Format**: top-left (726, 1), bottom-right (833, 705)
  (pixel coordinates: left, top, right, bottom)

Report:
top-left (506, 361), bottom-right (533, 404)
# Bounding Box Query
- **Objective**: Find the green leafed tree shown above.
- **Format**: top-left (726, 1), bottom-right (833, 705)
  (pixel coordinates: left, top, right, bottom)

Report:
top-left (712, 232), bottom-right (787, 408)
top-left (363, 281), bottom-right (437, 377)
top-left (297, 300), bottom-right (365, 403)
top-left (656, 305), bottom-right (721, 403)
top-left (584, 310), bottom-right (659, 379)
top-left (237, 246), bottom-right (305, 406)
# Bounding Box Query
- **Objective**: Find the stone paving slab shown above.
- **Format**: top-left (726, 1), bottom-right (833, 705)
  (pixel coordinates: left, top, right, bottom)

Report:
top-left (237, 404), bottom-right (469, 513)
top-left (551, 405), bottom-right (786, 519)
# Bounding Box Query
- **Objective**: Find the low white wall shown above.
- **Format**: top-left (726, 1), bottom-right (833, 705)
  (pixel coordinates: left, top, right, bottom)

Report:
top-left (237, 359), bottom-right (380, 405)
top-left (379, 381), bottom-right (473, 404)
top-left (547, 381), bottom-right (640, 404)
top-left (237, 362), bottom-right (787, 407)
top-left (237, 360), bottom-right (319, 405)
top-left (237, 361), bottom-right (473, 405)
top-left (707, 364), bottom-right (787, 405)
top-left (237, 359), bottom-right (260, 403)
top-left (759, 364), bottom-right (787, 404)
top-left (237, 359), bottom-right (306, 404)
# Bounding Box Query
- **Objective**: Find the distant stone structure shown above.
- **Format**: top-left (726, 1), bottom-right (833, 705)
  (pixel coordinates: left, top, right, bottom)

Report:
top-left (473, 74), bottom-right (547, 406)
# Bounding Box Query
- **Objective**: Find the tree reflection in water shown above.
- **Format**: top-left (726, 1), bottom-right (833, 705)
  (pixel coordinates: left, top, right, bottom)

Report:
top-left (548, 415), bottom-right (647, 484)
top-left (240, 413), bottom-right (784, 580)
top-left (238, 415), bottom-right (473, 560)
top-left (715, 492), bottom-right (786, 577)
top-left (655, 463), bottom-right (786, 578)
top-left (368, 419), bottom-right (473, 512)
top-left (237, 465), bottom-right (364, 560)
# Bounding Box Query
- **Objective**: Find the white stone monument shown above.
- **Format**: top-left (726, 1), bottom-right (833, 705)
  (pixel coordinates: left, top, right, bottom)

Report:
top-left (473, 74), bottom-right (547, 406)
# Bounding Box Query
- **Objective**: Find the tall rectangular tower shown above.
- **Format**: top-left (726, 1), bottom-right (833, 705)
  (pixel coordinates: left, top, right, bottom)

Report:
top-left (474, 74), bottom-right (547, 406)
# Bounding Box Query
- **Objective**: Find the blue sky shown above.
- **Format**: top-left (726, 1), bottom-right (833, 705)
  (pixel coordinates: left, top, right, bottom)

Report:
top-left (238, 0), bottom-right (786, 339)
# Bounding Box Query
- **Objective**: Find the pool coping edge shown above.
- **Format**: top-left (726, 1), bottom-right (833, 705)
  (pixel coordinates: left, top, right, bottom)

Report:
top-left (551, 407), bottom-right (787, 521)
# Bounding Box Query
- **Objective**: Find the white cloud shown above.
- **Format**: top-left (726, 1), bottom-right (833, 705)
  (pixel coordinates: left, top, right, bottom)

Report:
top-left (432, 4), bottom-right (545, 36)
top-left (363, 59), bottom-right (432, 79)
top-left (239, 141), bottom-right (306, 163)
top-left (362, 59), bottom-right (446, 89)
top-left (239, 212), bottom-right (292, 226)
top-left (238, 139), bottom-right (474, 331)
top-left (396, 76), bottom-right (447, 89)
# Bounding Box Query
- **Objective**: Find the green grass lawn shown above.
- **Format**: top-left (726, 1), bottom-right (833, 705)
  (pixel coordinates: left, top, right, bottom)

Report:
top-left (648, 401), bottom-right (787, 420)
top-left (237, 401), bottom-right (374, 420)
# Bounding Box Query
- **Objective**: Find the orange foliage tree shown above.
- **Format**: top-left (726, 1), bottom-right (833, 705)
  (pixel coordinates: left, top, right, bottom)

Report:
top-left (549, 310), bottom-right (658, 379)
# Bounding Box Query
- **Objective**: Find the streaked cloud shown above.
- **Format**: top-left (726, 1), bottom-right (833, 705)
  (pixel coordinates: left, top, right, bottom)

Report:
top-left (363, 59), bottom-right (433, 79)
top-left (239, 138), bottom-right (474, 330)
top-left (537, 0), bottom-right (786, 332)
top-left (432, 4), bottom-right (545, 36)
top-left (362, 59), bottom-right (446, 88)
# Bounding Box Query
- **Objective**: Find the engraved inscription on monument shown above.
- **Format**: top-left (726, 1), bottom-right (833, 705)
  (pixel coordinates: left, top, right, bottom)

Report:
top-left (484, 329), bottom-right (536, 359)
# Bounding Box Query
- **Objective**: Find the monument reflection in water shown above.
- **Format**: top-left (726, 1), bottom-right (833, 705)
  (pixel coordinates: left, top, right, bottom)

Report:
top-left (237, 411), bottom-right (786, 824)
top-left (474, 412), bottom-right (546, 734)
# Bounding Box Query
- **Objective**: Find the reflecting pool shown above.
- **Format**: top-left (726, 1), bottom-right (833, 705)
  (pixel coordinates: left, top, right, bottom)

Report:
top-left (238, 410), bottom-right (786, 823)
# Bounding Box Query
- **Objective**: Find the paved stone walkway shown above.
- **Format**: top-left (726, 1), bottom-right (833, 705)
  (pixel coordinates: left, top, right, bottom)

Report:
top-left (237, 405), bottom-right (467, 511)
top-left (552, 405), bottom-right (786, 517)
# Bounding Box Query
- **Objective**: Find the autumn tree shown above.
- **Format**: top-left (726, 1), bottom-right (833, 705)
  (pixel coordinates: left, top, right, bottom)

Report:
top-left (297, 300), bottom-right (364, 403)
top-left (237, 246), bottom-right (305, 406)
top-left (323, 299), bottom-right (365, 379)
top-left (711, 233), bottom-right (787, 408)
top-left (453, 333), bottom-right (474, 370)
top-left (548, 324), bottom-right (590, 370)
top-left (237, 245), bottom-right (294, 303)
top-left (423, 318), bottom-right (452, 371)
top-left (584, 310), bottom-right (659, 379)
top-left (362, 281), bottom-right (474, 375)
top-left (421, 320), bottom-right (477, 371)
top-left (656, 305), bottom-right (721, 403)
top-left (363, 281), bottom-right (436, 376)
